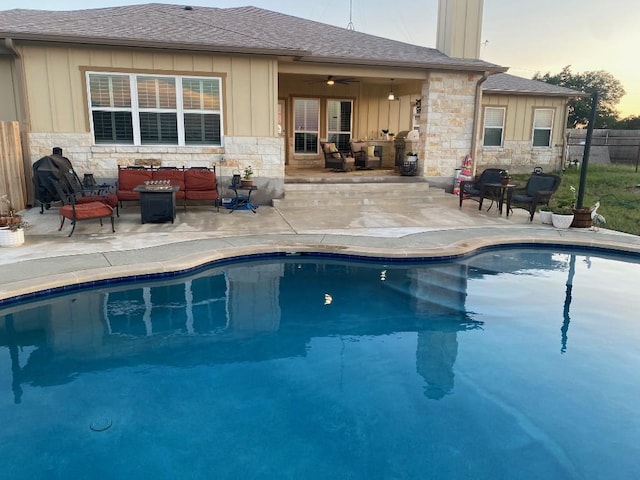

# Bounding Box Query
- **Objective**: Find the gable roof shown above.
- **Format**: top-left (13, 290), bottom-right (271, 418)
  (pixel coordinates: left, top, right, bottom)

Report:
top-left (0, 3), bottom-right (506, 73)
top-left (484, 73), bottom-right (586, 98)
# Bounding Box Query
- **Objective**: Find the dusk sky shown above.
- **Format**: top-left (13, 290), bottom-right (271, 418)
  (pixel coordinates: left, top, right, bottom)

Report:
top-left (5, 0), bottom-right (639, 117)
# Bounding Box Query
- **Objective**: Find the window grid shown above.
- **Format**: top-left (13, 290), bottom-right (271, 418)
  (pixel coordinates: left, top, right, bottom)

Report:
top-left (87, 72), bottom-right (223, 146)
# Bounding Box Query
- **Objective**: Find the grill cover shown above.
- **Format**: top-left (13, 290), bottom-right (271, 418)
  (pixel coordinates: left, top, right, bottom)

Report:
top-left (32, 152), bottom-right (82, 207)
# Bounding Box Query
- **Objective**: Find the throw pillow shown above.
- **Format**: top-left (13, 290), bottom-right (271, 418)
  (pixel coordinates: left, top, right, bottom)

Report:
top-left (327, 143), bottom-right (338, 153)
top-left (367, 146), bottom-right (376, 157)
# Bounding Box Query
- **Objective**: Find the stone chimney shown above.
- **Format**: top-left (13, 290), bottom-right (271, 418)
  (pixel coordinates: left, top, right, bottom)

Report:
top-left (436, 0), bottom-right (484, 59)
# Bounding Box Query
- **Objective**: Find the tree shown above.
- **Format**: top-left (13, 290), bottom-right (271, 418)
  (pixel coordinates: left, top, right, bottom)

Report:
top-left (614, 115), bottom-right (640, 130)
top-left (533, 66), bottom-right (626, 128)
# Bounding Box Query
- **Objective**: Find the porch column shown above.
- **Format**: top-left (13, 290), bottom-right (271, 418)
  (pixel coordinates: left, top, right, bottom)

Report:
top-left (419, 71), bottom-right (482, 178)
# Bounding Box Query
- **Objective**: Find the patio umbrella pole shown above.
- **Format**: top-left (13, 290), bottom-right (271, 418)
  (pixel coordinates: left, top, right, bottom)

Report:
top-left (576, 91), bottom-right (598, 209)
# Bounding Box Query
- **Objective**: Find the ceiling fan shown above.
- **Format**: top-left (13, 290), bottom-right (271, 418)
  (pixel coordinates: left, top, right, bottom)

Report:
top-left (308, 75), bottom-right (358, 85)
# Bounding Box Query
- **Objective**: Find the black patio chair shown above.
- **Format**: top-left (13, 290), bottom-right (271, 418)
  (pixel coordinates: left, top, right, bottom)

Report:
top-left (459, 168), bottom-right (503, 210)
top-left (508, 173), bottom-right (561, 221)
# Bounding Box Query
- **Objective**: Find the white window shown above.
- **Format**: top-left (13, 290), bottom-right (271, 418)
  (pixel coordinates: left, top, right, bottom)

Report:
top-left (532, 108), bottom-right (554, 147)
top-left (327, 99), bottom-right (353, 152)
top-left (87, 72), bottom-right (222, 146)
top-left (483, 107), bottom-right (505, 147)
top-left (293, 98), bottom-right (319, 154)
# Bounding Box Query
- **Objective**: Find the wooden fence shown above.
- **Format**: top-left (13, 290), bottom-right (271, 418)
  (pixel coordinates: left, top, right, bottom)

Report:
top-left (0, 121), bottom-right (27, 211)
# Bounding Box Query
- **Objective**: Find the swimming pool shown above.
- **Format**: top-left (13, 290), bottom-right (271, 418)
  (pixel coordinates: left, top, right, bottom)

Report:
top-left (1, 247), bottom-right (639, 479)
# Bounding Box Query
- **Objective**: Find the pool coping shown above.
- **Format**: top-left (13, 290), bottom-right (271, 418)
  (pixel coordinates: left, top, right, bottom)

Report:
top-left (2, 226), bottom-right (640, 307)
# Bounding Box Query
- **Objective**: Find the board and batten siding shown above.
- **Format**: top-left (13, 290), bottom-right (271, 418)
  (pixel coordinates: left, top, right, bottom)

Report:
top-left (16, 44), bottom-right (278, 138)
top-left (481, 94), bottom-right (567, 145)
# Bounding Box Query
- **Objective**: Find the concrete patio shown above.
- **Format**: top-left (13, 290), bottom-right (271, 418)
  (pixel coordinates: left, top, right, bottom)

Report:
top-left (2, 190), bottom-right (640, 304)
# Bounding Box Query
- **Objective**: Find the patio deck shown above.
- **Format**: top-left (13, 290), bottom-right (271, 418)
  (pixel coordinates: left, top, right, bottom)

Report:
top-left (1, 188), bottom-right (639, 304)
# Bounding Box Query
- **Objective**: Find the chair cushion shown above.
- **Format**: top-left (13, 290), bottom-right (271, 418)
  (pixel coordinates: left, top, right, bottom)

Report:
top-left (118, 168), bottom-right (152, 190)
top-left (462, 185), bottom-right (481, 196)
top-left (477, 169), bottom-right (502, 186)
top-left (61, 202), bottom-right (113, 220)
top-left (527, 175), bottom-right (556, 195)
top-left (511, 194), bottom-right (533, 203)
top-left (153, 169), bottom-right (186, 191)
top-left (185, 168), bottom-right (216, 191)
top-left (351, 142), bottom-right (365, 153)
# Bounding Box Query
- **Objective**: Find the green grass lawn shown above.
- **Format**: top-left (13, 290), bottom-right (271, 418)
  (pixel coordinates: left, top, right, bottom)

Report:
top-left (512, 164), bottom-right (640, 236)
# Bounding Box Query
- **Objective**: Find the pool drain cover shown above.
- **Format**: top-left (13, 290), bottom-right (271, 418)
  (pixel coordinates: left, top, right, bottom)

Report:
top-left (89, 418), bottom-right (113, 432)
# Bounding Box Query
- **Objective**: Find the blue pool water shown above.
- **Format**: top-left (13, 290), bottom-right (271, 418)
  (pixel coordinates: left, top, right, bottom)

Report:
top-left (1, 248), bottom-right (639, 479)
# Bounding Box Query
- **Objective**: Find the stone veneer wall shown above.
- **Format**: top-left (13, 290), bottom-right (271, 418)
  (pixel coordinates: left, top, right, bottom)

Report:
top-left (420, 71), bottom-right (480, 177)
top-left (478, 142), bottom-right (563, 174)
top-left (28, 133), bottom-right (285, 202)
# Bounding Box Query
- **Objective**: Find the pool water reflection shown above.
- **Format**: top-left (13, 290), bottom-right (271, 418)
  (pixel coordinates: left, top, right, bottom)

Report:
top-left (1, 248), bottom-right (639, 479)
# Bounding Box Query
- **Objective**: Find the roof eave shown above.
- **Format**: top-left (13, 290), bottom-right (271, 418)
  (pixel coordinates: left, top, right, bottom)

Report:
top-left (484, 89), bottom-right (588, 98)
top-left (287, 55), bottom-right (509, 73)
top-left (0, 33), bottom-right (310, 57)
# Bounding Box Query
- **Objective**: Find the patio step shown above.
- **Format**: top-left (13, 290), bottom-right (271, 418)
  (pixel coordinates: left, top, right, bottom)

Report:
top-left (272, 181), bottom-right (444, 208)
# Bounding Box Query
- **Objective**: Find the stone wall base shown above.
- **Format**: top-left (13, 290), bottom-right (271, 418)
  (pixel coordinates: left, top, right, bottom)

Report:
top-left (28, 133), bottom-right (286, 201)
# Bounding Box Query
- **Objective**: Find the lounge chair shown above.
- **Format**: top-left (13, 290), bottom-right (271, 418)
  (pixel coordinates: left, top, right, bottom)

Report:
top-left (320, 140), bottom-right (354, 171)
top-left (509, 173), bottom-right (561, 221)
top-left (459, 168), bottom-right (503, 209)
top-left (350, 141), bottom-right (382, 169)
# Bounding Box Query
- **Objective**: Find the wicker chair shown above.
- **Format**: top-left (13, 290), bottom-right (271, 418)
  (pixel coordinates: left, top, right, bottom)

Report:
top-left (459, 168), bottom-right (503, 209)
top-left (509, 173), bottom-right (562, 221)
top-left (320, 140), bottom-right (354, 171)
top-left (350, 141), bottom-right (382, 169)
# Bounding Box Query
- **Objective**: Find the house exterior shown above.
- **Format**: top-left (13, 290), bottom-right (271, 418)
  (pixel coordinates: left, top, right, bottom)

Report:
top-left (0, 0), bottom-right (581, 205)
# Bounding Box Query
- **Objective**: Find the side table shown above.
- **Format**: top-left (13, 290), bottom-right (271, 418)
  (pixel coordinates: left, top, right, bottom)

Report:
top-left (227, 184), bottom-right (258, 213)
top-left (483, 183), bottom-right (516, 216)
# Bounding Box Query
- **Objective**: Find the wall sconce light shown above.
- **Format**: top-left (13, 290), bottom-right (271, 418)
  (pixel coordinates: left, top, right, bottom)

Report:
top-left (326, 76), bottom-right (335, 86)
top-left (387, 79), bottom-right (395, 101)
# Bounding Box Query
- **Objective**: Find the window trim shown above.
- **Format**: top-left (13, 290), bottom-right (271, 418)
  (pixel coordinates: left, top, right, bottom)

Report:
top-left (293, 97), bottom-right (320, 155)
top-left (532, 108), bottom-right (554, 148)
top-left (86, 71), bottom-right (223, 147)
top-left (326, 98), bottom-right (353, 152)
top-left (482, 106), bottom-right (506, 148)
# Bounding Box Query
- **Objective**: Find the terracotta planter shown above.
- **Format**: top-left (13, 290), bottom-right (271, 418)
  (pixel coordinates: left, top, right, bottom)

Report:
top-left (552, 213), bottom-right (574, 229)
top-left (500, 178), bottom-right (510, 185)
top-left (571, 208), bottom-right (593, 228)
top-left (240, 179), bottom-right (253, 188)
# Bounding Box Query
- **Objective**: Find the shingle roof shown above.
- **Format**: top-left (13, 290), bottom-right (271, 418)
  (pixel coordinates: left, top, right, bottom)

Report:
top-left (0, 3), bottom-right (506, 72)
top-left (483, 73), bottom-right (585, 97)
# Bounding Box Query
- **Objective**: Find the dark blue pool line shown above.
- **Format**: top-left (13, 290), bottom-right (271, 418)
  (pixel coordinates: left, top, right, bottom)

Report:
top-left (2, 241), bottom-right (639, 308)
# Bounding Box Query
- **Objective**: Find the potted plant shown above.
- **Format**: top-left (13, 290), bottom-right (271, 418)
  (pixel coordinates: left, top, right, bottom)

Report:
top-left (538, 206), bottom-right (553, 225)
top-left (551, 186), bottom-right (576, 229)
top-left (0, 195), bottom-right (28, 247)
top-left (499, 169), bottom-right (510, 186)
top-left (240, 165), bottom-right (254, 187)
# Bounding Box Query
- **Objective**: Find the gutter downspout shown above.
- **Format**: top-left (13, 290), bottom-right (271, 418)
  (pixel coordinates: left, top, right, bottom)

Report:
top-left (470, 71), bottom-right (490, 178)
